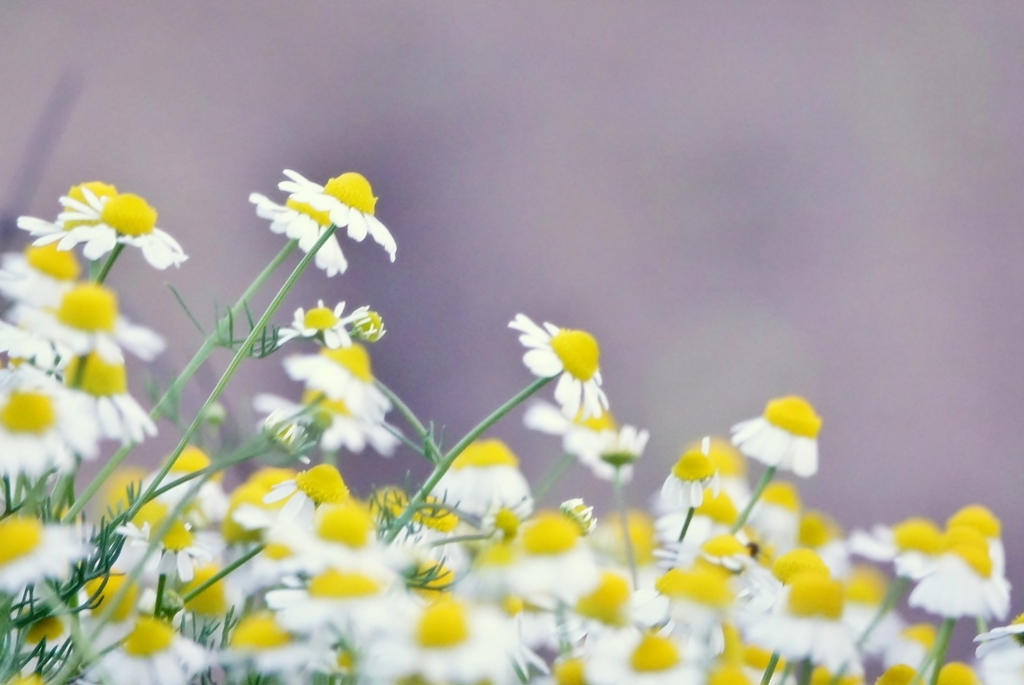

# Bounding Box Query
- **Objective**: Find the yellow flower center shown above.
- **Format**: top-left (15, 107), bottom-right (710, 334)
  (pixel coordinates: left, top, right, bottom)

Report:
top-left (223, 486), bottom-right (271, 544)
top-left (321, 343), bottom-right (374, 382)
top-left (877, 665), bottom-right (917, 685)
top-left (695, 491), bottom-right (738, 525)
top-left (352, 310), bottom-right (385, 342)
top-left (902, 623), bottom-right (936, 649)
top-left (25, 243), bottom-right (80, 281)
top-left (620, 510), bottom-right (656, 565)
top-left (947, 505), bottom-right (1001, 538)
top-left (122, 617), bottom-right (174, 656)
top-left (181, 565), bottom-right (227, 616)
top-left (65, 353), bottom-right (128, 396)
top-left (301, 390), bottom-right (352, 425)
top-left (415, 497), bottom-right (459, 533)
top-left (810, 666), bottom-right (861, 685)
top-left (416, 598), bottom-right (469, 649)
top-left (575, 571), bottom-right (631, 626)
top-left (0, 391), bottom-right (55, 434)
top-left (655, 567), bottom-right (734, 608)
top-left (230, 613), bottom-right (291, 649)
top-left (264, 542), bottom-right (293, 560)
top-left (323, 172), bottom-right (378, 215)
top-left (946, 527), bottom-right (992, 577)
top-left (7, 676), bottom-right (44, 685)
top-left (316, 500), bottom-right (374, 548)
top-left (799, 511), bottom-right (842, 548)
top-left (549, 329), bottom-right (600, 381)
top-left (84, 574), bottom-right (137, 623)
top-left (787, 573), bottom-right (844, 619)
top-left (763, 396), bottom-right (822, 438)
top-left (554, 657), bottom-right (587, 685)
top-left (502, 595), bottom-right (524, 616)
top-left (172, 445), bottom-right (212, 473)
top-left (710, 665), bottom-right (753, 685)
top-left (26, 616), bottom-right (64, 643)
top-left (892, 518), bottom-right (945, 554)
top-left (701, 437), bottom-right (746, 477)
top-left (845, 565), bottom-right (887, 605)
top-left (132, 500), bottom-right (169, 530)
top-left (745, 645), bottom-right (785, 671)
top-left (65, 181), bottom-right (118, 230)
top-left (161, 519), bottom-right (194, 552)
top-left (475, 541), bottom-right (517, 567)
top-left (760, 481), bottom-right (800, 512)
top-left (630, 633), bottom-right (680, 673)
top-left (772, 549), bottom-right (829, 583)
top-left (100, 193), bottom-right (157, 236)
top-left (701, 534), bottom-right (748, 559)
top-left (294, 463), bottom-right (349, 505)
top-left (452, 438), bottom-right (520, 469)
top-left (286, 198), bottom-right (333, 227)
top-left (57, 283), bottom-right (118, 332)
top-left (308, 569), bottom-right (381, 598)
top-left (414, 561), bottom-right (455, 594)
top-left (522, 512), bottom-right (580, 555)
top-left (304, 306), bottom-right (339, 331)
top-left (0, 516), bottom-right (43, 565)
top-left (494, 507), bottom-right (520, 539)
top-left (671, 449), bottom-right (716, 482)
top-left (937, 663), bottom-right (979, 685)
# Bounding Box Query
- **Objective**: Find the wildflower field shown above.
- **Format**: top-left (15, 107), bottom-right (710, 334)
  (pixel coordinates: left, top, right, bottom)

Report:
top-left (0, 169), bottom-right (1016, 685)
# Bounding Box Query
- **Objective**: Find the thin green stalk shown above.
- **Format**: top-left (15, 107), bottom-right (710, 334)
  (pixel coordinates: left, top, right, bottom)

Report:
top-left (928, 618), bottom-right (956, 685)
top-left (64, 239), bottom-right (301, 522)
top-left (384, 377), bottom-right (551, 542)
top-left (797, 658), bottom-right (813, 685)
top-left (677, 506), bottom-right (696, 543)
top-left (153, 574), bottom-right (167, 617)
top-left (93, 244), bottom-right (125, 284)
top-left (375, 379), bottom-right (441, 462)
top-left (614, 469), bottom-right (638, 589)
top-left (180, 544), bottom-right (264, 604)
top-left (730, 465), bottom-right (776, 533)
top-left (856, 575), bottom-right (909, 648)
top-left (759, 652), bottom-right (780, 685)
top-left (532, 452), bottom-right (575, 503)
top-left (977, 616), bottom-right (988, 635)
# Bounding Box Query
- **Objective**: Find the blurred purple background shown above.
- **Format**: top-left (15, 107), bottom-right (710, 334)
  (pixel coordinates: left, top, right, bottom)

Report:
top-left (2, 2), bottom-right (1023, 635)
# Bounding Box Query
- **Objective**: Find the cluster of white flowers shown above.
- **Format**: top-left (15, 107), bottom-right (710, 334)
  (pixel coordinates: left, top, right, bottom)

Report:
top-left (0, 168), bottom-right (1018, 685)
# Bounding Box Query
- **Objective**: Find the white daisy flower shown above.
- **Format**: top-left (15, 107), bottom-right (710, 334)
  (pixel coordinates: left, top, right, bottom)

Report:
top-left (661, 439), bottom-right (721, 511)
top-left (276, 300), bottom-right (370, 350)
top-left (746, 481), bottom-right (802, 556)
top-left (798, 510), bottom-right (850, 579)
top-left (63, 351), bottom-right (157, 444)
top-left (144, 445), bottom-right (228, 527)
top-left (0, 320), bottom-right (62, 370)
top-left (222, 612), bottom-right (318, 683)
top-left (87, 617), bottom-right (208, 685)
top-left (848, 517), bottom-right (945, 580)
top-left (841, 565), bottom-right (904, 657)
top-left (432, 438), bottom-right (533, 518)
top-left (509, 511), bottom-right (601, 608)
top-left (977, 613), bottom-right (1024, 659)
top-left (15, 282), bottom-right (165, 364)
top-left (731, 395), bottom-right (822, 477)
top-left (254, 391), bottom-right (398, 457)
top-left (883, 623), bottom-right (935, 672)
top-left (261, 463), bottom-right (350, 525)
top-left (0, 516), bottom-right (89, 595)
top-left (585, 628), bottom-right (702, 685)
top-left (25, 187), bottom-right (187, 269)
top-left (524, 399), bottom-right (617, 466)
top-left (115, 500), bottom-right (214, 583)
top-left (283, 343), bottom-right (391, 421)
top-left (0, 243), bottom-right (81, 308)
top-left (948, 504), bottom-right (1006, 579)
top-left (509, 313), bottom-right (609, 420)
top-left (588, 423), bottom-right (649, 483)
top-left (0, 365), bottom-right (99, 478)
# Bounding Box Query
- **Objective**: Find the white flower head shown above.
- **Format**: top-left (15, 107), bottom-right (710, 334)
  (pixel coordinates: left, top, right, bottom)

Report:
top-left (661, 437), bottom-right (721, 511)
top-left (509, 314), bottom-right (609, 420)
top-left (731, 395), bottom-right (821, 477)
top-left (0, 243), bottom-right (81, 308)
top-left (590, 424), bottom-right (649, 483)
top-left (283, 343), bottom-right (391, 422)
top-left (255, 392), bottom-right (398, 457)
top-left (88, 616), bottom-right (208, 685)
top-left (277, 300), bottom-right (371, 350)
top-left (64, 351), bottom-right (157, 444)
top-left (0, 516), bottom-right (89, 595)
top-left (432, 438), bottom-right (532, 518)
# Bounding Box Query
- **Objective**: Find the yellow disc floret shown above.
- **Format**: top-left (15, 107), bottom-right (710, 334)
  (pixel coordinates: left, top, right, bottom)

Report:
top-left (304, 306), bottom-right (339, 331)
top-left (68, 180), bottom-right (118, 204)
top-left (772, 548), bottom-right (829, 583)
top-left (672, 448), bottom-right (717, 482)
top-left (452, 438), bottom-right (520, 469)
top-left (123, 617), bottom-right (174, 656)
top-left (26, 616), bottom-right (64, 643)
top-left (25, 243), bottom-right (80, 281)
top-left (787, 572), bottom-right (844, 619)
top-left (316, 500), bottom-right (374, 547)
top-left (947, 505), bottom-right (1001, 539)
top-left (181, 564), bottom-right (228, 616)
top-left (65, 352), bottom-right (128, 396)
top-left (0, 391), bottom-right (55, 434)
top-left (230, 613), bottom-right (291, 649)
top-left (877, 665), bottom-right (917, 685)
top-left (695, 491), bottom-right (738, 525)
top-left (902, 623), bottom-right (936, 649)
top-left (294, 463), bottom-right (348, 505)
top-left (554, 657), bottom-right (587, 685)
top-left (699, 436), bottom-right (746, 477)
top-left (575, 571), bottom-right (631, 626)
top-left (936, 663), bottom-right (979, 685)
top-left (701, 534), bottom-right (748, 560)
top-left (630, 633), bottom-right (680, 673)
top-left (323, 172), bottom-right (378, 215)
top-left (892, 518), bottom-right (944, 554)
top-left (799, 511), bottom-right (843, 548)
top-left (522, 511), bottom-right (580, 555)
top-left (760, 481), bottom-right (800, 511)
top-left (309, 569), bottom-right (380, 598)
top-left (655, 566), bottom-right (734, 608)
top-left (710, 664), bottom-right (753, 685)
top-left (100, 193), bottom-right (157, 236)
top-left (549, 329), bottom-right (600, 381)
top-left (0, 516), bottom-right (43, 565)
top-left (944, 526), bottom-right (992, 577)
top-left (416, 598), bottom-right (470, 649)
top-left (84, 574), bottom-right (137, 623)
top-left (810, 666), bottom-right (860, 685)
top-left (494, 507), bottom-right (520, 539)
top-left (763, 396), bottom-right (821, 437)
top-left (845, 565), bottom-right (888, 605)
top-left (321, 343), bottom-right (374, 382)
top-left (57, 283), bottom-right (118, 332)
top-left (286, 198), bottom-right (333, 227)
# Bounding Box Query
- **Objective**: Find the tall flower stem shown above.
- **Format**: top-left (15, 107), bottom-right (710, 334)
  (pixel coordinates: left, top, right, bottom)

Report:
top-left (856, 576), bottom-right (909, 648)
top-left (759, 653), bottom-right (780, 685)
top-left (614, 469), bottom-right (638, 589)
top-left (532, 452), bottom-right (575, 503)
top-left (730, 465), bottom-right (776, 533)
top-left (93, 244), bottom-right (125, 284)
top-left (384, 377), bottom-right (551, 542)
top-left (928, 618), bottom-right (956, 685)
top-left (677, 506), bottom-right (696, 543)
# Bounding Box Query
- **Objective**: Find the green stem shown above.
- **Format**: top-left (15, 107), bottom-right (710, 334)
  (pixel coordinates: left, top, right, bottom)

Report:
top-left (181, 544), bottom-right (264, 604)
top-left (759, 652), bottom-right (780, 685)
top-left (730, 465), bottom-right (777, 533)
top-left (928, 618), bottom-right (956, 685)
top-left (532, 452), bottom-right (575, 503)
top-left (797, 658), bottom-right (813, 685)
top-left (154, 574), bottom-right (167, 617)
top-left (384, 377), bottom-right (551, 542)
top-left (63, 240), bottom-right (301, 523)
top-left (614, 469), bottom-right (638, 589)
top-left (977, 615), bottom-right (988, 635)
top-left (856, 575), bottom-right (909, 648)
top-left (677, 507), bottom-right (696, 543)
top-left (375, 379), bottom-right (441, 462)
top-left (93, 244), bottom-right (125, 284)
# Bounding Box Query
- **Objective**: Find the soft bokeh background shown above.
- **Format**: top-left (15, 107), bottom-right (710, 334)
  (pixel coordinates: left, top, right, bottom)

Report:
top-left (2, 1), bottom-right (1022, 648)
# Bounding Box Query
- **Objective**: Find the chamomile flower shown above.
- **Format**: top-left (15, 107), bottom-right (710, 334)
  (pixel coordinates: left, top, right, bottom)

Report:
top-left (661, 441), bottom-right (721, 510)
top-left (115, 500), bottom-right (214, 583)
top-left (276, 300), bottom-right (369, 349)
top-left (262, 463), bottom-right (350, 525)
top-left (64, 351), bottom-right (157, 444)
top-left (841, 565), bottom-right (904, 657)
top-left (948, 504), bottom-right (1005, 578)
top-left (0, 365), bottom-right (99, 477)
top-left (849, 517), bottom-right (946, 580)
top-left (254, 391), bottom-right (398, 456)
top-left (510, 510), bottom-right (601, 607)
top-left (585, 629), bottom-right (702, 685)
top-left (433, 438), bottom-right (533, 518)
top-left (652, 565), bottom-right (736, 656)
top-left (977, 613), bottom-right (1024, 658)
top-left (524, 399), bottom-right (617, 464)
top-left (0, 320), bottom-right (61, 370)
top-left (87, 617), bottom-right (207, 685)
top-left (590, 423), bottom-right (650, 483)
top-left (26, 186), bottom-right (187, 268)
top-left (798, 511), bottom-right (849, 579)
top-left (222, 612), bottom-right (316, 682)
top-left (509, 314), bottom-right (609, 420)
top-left (884, 623), bottom-right (936, 672)
top-left (283, 343), bottom-right (391, 421)
top-left (0, 515), bottom-right (89, 594)
top-left (731, 396), bottom-right (822, 477)
top-left (145, 445), bottom-right (228, 527)
top-left (747, 481), bottom-right (802, 555)
top-left (0, 243), bottom-right (81, 308)
top-left (16, 282), bottom-right (165, 363)
top-left (976, 615), bottom-right (1024, 685)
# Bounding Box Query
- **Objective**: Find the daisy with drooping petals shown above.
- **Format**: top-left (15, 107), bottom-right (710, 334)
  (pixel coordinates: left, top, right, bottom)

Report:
top-left (63, 351), bottom-right (157, 444)
top-left (524, 399), bottom-right (617, 466)
top-left (262, 463), bottom-right (350, 526)
top-left (589, 423), bottom-right (649, 483)
top-left (254, 391), bottom-right (398, 456)
top-left (115, 500), bottom-right (214, 583)
top-left (0, 243), bottom-right (81, 308)
top-left (731, 395), bottom-right (822, 477)
top-left (276, 300), bottom-right (370, 350)
top-left (585, 629), bottom-right (702, 685)
top-left (432, 438), bottom-right (533, 518)
top-left (222, 612), bottom-right (317, 683)
top-left (87, 616), bottom-right (208, 685)
top-left (283, 343), bottom-right (391, 421)
top-left (661, 440), bottom-right (721, 511)
top-left (510, 510), bottom-right (601, 607)
top-left (509, 314), bottom-right (609, 420)
top-left (0, 515), bottom-right (89, 595)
